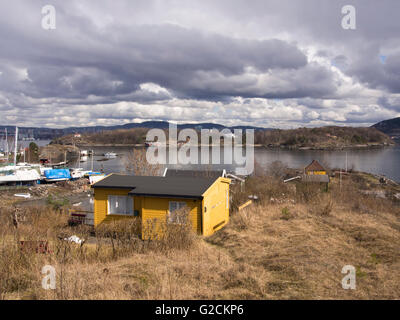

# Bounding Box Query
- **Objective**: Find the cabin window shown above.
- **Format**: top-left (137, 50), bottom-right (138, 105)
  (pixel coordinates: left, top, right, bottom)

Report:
top-left (168, 201), bottom-right (187, 224)
top-left (107, 195), bottom-right (133, 215)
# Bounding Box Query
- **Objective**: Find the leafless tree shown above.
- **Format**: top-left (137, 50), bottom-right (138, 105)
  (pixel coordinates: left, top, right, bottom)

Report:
top-left (123, 148), bottom-right (163, 176)
top-left (266, 161), bottom-right (289, 179)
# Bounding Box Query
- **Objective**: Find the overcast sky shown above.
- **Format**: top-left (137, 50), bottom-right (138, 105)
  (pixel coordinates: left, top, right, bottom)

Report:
top-left (0, 0), bottom-right (399, 128)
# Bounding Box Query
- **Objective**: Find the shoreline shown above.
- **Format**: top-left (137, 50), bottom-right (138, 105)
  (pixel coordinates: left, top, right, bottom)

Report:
top-left (74, 142), bottom-right (396, 150)
top-left (261, 143), bottom-right (396, 151)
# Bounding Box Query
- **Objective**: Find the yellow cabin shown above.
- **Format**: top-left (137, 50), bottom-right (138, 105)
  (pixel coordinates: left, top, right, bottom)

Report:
top-left (304, 160), bottom-right (327, 175)
top-left (91, 174), bottom-right (231, 238)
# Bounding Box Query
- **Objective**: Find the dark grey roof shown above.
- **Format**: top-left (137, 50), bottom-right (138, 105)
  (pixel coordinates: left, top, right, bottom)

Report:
top-left (164, 168), bottom-right (224, 179)
top-left (92, 174), bottom-right (217, 199)
top-left (301, 174), bottom-right (330, 183)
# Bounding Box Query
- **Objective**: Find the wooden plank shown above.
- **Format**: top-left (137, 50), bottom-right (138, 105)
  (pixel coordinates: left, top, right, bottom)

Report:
top-left (238, 200), bottom-right (252, 211)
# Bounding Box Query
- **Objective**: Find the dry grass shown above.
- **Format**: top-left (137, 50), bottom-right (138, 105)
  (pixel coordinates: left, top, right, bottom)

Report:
top-left (0, 174), bottom-right (399, 300)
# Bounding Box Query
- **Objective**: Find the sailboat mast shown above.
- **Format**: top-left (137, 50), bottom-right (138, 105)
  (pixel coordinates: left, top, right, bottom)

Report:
top-left (13, 126), bottom-right (18, 168)
top-left (91, 150), bottom-right (94, 171)
top-left (5, 128), bottom-right (8, 156)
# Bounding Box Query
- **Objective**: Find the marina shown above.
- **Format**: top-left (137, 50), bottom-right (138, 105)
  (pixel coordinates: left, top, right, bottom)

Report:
top-left (0, 127), bottom-right (105, 186)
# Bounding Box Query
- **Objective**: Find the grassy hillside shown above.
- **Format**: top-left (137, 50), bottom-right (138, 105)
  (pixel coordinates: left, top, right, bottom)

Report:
top-left (0, 172), bottom-right (399, 299)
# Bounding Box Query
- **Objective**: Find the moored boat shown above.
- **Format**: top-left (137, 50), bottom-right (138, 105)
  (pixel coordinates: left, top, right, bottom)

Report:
top-left (104, 152), bottom-right (117, 157)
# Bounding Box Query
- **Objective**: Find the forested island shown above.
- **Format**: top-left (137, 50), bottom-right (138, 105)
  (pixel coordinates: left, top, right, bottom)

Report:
top-left (52, 126), bottom-right (394, 150)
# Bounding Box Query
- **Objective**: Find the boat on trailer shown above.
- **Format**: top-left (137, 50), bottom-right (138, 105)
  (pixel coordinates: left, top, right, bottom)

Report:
top-left (70, 168), bottom-right (91, 180)
top-left (0, 168), bottom-right (41, 185)
top-left (43, 168), bottom-right (71, 182)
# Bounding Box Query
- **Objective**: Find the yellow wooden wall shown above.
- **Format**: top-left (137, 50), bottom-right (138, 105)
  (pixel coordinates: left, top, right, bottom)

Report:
top-left (93, 177), bottom-right (231, 238)
top-left (201, 177), bottom-right (231, 236)
top-left (141, 197), bottom-right (201, 240)
top-left (94, 188), bottom-right (201, 237)
top-left (307, 171), bottom-right (327, 175)
top-left (93, 188), bottom-right (142, 226)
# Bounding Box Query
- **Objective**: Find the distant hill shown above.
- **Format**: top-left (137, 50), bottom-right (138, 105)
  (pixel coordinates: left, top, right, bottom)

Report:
top-left (373, 117), bottom-right (400, 141)
top-left (0, 121), bottom-right (266, 140)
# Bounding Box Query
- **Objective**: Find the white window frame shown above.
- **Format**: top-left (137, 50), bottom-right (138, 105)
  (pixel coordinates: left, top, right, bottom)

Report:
top-left (168, 201), bottom-right (187, 224)
top-left (107, 195), bottom-right (134, 216)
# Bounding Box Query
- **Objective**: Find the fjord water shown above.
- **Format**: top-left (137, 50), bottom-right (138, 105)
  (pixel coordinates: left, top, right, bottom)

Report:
top-left (76, 145), bottom-right (400, 182)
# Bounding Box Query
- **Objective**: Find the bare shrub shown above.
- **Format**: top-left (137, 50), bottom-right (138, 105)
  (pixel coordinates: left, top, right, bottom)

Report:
top-left (266, 161), bottom-right (289, 179)
top-left (95, 218), bottom-right (142, 259)
top-left (230, 176), bottom-right (296, 211)
top-left (330, 177), bottom-right (396, 215)
top-left (309, 196), bottom-right (334, 216)
top-left (124, 148), bottom-right (163, 176)
top-left (295, 183), bottom-right (323, 203)
top-left (146, 208), bottom-right (197, 252)
top-left (231, 209), bottom-right (253, 230)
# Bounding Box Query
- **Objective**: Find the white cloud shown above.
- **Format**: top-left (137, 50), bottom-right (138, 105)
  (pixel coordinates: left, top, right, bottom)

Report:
top-left (0, 1), bottom-right (399, 128)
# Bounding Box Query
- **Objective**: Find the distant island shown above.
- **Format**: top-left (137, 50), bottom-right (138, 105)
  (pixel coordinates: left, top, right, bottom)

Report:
top-left (2, 118), bottom-right (399, 149)
top-left (51, 124), bottom-right (394, 150)
top-left (254, 126), bottom-right (393, 149)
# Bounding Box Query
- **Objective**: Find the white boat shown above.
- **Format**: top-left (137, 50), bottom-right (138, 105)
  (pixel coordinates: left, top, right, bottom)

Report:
top-left (70, 168), bottom-right (87, 179)
top-left (80, 150), bottom-right (88, 156)
top-left (0, 168), bottom-right (41, 185)
top-left (104, 152), bottom-right (117, 157)
top-left (80, 155), bottom-right (88, 162)
top-left (89, 174), bottom-right (106, 185)
top-left (0, 127), bottom-right (41, 185)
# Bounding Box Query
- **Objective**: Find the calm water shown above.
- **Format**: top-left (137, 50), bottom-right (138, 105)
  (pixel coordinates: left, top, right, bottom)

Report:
top-left (72, 145), bottom-right (400, 182)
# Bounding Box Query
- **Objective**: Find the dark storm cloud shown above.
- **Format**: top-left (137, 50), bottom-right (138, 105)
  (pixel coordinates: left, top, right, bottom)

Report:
top-left (0, 0), bottom-right (399, 128)
top-left (378, 96), bottom-right (400, 113)
top-left (205, 0), bottom-right (400, 94)
top-left (1, 16), bottom-right (309, 101)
